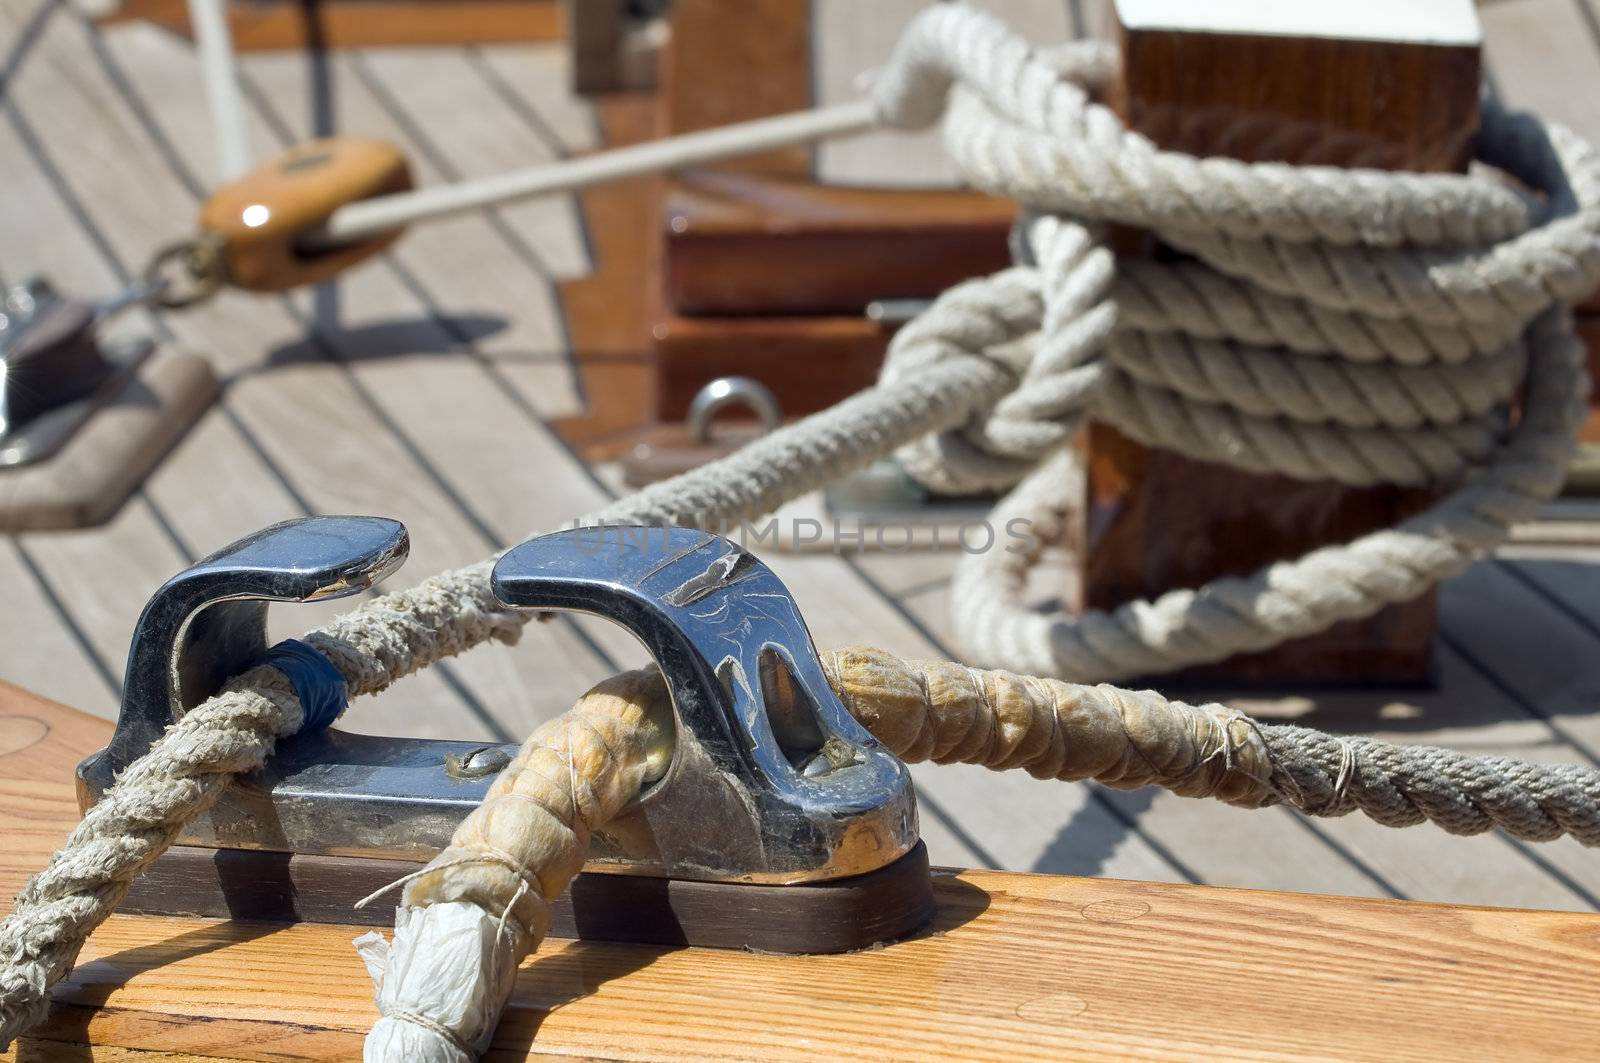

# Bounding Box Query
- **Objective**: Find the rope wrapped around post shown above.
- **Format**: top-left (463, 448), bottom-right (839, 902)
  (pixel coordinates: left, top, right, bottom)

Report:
top-left (867, 5), bottom-right (1599, 680)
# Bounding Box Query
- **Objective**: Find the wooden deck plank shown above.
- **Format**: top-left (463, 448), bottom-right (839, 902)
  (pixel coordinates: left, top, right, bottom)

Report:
top-left (0, 540), bottom-right (120, 716)
top-left (239, 42), bottom-right (584, 420)
top-left (1499, 544), bottom-right (1600, 628)
top-left (9, 9), bottom-right (512, 741)
top-left (11, 503), bottom-right (184, 685)
top-left (472, 42), bottom-right (601, 155)
top-left (1481, 0), bottom-right (1600, 142)
top-left (1438, 560), bottom-right (1600, 761)
top-left (144, 412), bottom-right (308, 563)
top-left (92, 21), bottom-right (642, 737)
top-left (352, 45), bottom-right (591, 278)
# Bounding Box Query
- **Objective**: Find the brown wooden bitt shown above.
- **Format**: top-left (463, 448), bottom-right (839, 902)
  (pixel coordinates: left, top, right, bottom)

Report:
top-left (645, 0), bottom-right (1011, 439)
top-left (1083, 423), bottom-right (1441, 685)
top-left (197, 137), bottom-right (412, 293)
top-left (658, 0), bottom-right (813, 181)
top-left (568, 0), bottom-right (662, 94)
top-left (1107, 14), bottom-right (1481, 171)
top-left (1079, 2), bottom-right (1485, 686)
top-left (662, 170), bottom-right (1015, 317)
top-left (1565, 312), bottom-right (1600, 495)
top-left (1574, 313), bottom-right (1600, 445)
top-left (653, 314), bottom-right (887, 421)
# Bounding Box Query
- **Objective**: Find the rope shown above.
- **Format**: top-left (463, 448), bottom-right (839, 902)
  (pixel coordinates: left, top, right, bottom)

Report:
top-left (4, 3), bottom-right (1600, 1051)
top-left (822, 647), bottom-right (1600, 845)
top-left (864, 6), bottom-right (1596, 678)
top-left (0, 665), bottom-right (304, 1045)
top-left (358, 668), bottom-right (665, 1062)
top-left (355, 647), bottom-right (1600, 1053)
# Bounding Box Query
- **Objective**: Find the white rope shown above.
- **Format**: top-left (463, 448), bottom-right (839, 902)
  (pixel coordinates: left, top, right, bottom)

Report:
top-left (858, 6), bottom-right (1596, 680)
top-left (3, 4), bottom-right (1600, 1052)
top-left (309, 100), bottom-right (877, 247)
top-left (186, 0), bottom-right (251, 182)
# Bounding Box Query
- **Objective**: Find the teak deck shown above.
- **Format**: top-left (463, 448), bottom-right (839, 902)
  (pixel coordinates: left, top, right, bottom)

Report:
top-left (1, 0), bottom-right (1600, 1054)
top-left (4, 687), bottom-right (1599, 1061)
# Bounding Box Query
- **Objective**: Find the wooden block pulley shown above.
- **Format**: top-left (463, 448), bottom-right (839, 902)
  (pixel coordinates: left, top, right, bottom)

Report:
top-left (197, 136), bottom-right (413, 293)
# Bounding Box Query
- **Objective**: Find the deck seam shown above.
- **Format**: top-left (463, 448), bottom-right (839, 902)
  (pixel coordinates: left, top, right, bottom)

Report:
top-left (464, 42), bottom-right (608, 292)
top-left (234, 62), bottom-right (624, 674)
top-left (7, 539), bottom-right (122, 698)
top-left (345, 49), bottom-right (558, 279)
top-left (1503, 834), bottom-right (1600, 909)
top-left (1436, 621), bottom-right (1600, 769)
top-left (465, 44), bottom-right (583, 159)
top-left (1570, 0), bottom-right (1600, 55)
top-left (339, 48), bottom-right (594, 428)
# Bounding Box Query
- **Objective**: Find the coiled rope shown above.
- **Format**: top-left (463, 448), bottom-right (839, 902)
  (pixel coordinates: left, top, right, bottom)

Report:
top-left (869, 5), bottom-right (1597, 680)
top-left (4, 2), bottom-right (1600, 1052)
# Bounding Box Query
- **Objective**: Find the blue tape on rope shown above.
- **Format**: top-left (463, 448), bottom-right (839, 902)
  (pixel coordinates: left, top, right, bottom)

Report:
top-left (259, 639), bottom-right (347, 733)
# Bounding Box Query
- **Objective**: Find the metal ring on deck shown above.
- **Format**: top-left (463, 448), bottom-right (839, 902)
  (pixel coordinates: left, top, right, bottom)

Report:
top-left (687, 377), bottom-right (782, 444)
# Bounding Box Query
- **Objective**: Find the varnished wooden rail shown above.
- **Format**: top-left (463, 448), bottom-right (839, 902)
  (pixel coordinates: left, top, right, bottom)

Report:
top-left (1, 681), bottom-right (1598, 1060)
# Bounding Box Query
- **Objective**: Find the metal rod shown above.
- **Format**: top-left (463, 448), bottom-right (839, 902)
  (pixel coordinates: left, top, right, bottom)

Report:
top-left (186, 0), bottom-right (253, 183)
top-left (306, 99), bottom-right (879, 248)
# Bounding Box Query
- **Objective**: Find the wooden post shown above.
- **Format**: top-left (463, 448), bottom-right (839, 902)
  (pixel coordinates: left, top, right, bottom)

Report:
top-left (657, 0), bottom-right (814, 179)
top-left (1083, 0), bottom-right (1483, 685)
top-left (647, 0), bottom-right (1017, 422)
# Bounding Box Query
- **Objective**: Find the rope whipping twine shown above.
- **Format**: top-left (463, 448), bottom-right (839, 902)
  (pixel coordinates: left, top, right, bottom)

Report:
top-left (4, 2), bottom-right (1600, 1050)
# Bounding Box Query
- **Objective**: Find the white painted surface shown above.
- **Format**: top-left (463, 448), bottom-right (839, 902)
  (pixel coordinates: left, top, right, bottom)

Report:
top-left (185, 0), bottom-right (253, 182)
top-left (1116, 0), bottom-right (1480, 47)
